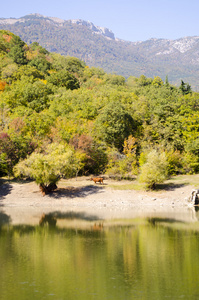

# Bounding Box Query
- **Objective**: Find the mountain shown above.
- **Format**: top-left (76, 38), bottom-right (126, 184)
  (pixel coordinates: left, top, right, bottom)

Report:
top-left (1, 13), bottom-right (199, 90)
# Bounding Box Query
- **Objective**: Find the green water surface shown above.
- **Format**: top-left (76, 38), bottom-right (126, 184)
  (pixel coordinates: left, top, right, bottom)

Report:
top-left (1, 209), bottom-right (199, 299)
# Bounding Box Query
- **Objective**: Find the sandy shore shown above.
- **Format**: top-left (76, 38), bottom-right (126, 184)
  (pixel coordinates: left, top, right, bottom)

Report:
top-left (0, 177), bottom-right (193, 208)
top-left (1, 177), bottom-right (197, 224)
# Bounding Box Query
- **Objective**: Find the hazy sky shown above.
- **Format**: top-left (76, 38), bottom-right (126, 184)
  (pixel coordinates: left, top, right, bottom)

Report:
top-left (1, 0), bottom-right (199, 42)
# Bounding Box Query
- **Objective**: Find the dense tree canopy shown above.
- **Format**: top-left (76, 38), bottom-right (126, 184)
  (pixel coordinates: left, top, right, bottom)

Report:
top-left (95, 101), bottom-right (135, 150)
top-left (0, 30), bottom-right (198, 188)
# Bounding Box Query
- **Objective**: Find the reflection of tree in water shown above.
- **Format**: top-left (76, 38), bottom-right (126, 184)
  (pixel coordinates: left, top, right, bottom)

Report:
top-left (147, 211), bottom-right (199, 231)
top-left (38, 211), bottom-right (103, 231)
top-left (0, 209), bottom-right (11, 228)
top-left (41, 211), bottom-right (100, 221)
top-left (39, 213), bottom-right (57, 227)
top-left (0, 210), bottom-right (104, 237)
top-left (147, 217), bottom-right (185, 226)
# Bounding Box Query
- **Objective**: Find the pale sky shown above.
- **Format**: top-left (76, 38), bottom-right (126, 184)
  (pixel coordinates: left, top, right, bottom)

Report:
top-left (1, 0), bottom-right (199, 42)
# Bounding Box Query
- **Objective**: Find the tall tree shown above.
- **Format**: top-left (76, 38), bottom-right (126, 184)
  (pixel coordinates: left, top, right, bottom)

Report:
top-left (95, 101), bottom-right (135, 150)
top-left (8, 36), bottom-right (27, 65)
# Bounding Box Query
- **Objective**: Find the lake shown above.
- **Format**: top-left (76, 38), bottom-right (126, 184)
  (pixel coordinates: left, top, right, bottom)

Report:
top-left (1, 206), bottom-right (199, 300)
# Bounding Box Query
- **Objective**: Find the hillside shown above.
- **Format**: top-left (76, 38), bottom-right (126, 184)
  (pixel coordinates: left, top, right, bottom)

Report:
top-left (1, 30), bottom-right (199, 191)
top-left (0, 14), bottom-right (199, 89)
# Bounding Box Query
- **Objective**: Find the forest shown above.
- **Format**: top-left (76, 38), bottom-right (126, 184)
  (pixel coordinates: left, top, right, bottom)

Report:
top-left (2, 15), bottom-right (199, 90)
top-left (0, 30), bottom-right (198, 190)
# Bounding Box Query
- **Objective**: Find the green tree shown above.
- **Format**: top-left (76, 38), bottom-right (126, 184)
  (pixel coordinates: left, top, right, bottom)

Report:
top-left (14, 143), bottom-right (81, 194)
top-left (95, 101), bottom-right (135, 150)
top-left (28, 57), bottom-right (51, 73)
top-left (51, 54), bottom-right (86, 75)
top-left (152, 76), bottom-right (164, 87)
top-left (179, 80), bottom-right (192, 95)
top-left (104, 74), bottom-right (126, 86)
top-left (1, 63), bottom-right (18, 81)
top-left (0, 132), bottom-right (16, 176)
top-left (0, 132), bottom-right (35, 177)
top-left (29, 42), bottom-right (49, 55)
top-left (137, 75), bottom-right (152, 87)
top-left (8, 36), bottom-right (27, 65)
top-left (22, 80), bottom-right (53, 112)
top-left (138, 149), bottom-right (168, 189)
top-left (12, 65), bottom-right (45, 81)
top-left (165, 75), bottom-right (169, 87)
top-left (2, 79), bottom-right (53, 112)
top-left (47, 70), bottom-right (80, 90)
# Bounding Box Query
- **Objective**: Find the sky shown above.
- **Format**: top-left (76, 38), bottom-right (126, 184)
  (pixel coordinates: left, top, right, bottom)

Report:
top-left (1, 0), bottom-right (199, 42)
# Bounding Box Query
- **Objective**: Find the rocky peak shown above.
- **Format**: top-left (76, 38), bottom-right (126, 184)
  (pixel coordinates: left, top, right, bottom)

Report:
top-left (0, 14), bottom-right (115, 40)
top-left (70, 19), bottom-right (115, 40)
top-left (172, 36), bottom-right (199, 53)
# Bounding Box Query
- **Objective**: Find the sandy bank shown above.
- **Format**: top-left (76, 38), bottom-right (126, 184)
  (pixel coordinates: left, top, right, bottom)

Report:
top-left (1, 177), bottom-right (199, 225)
top-left (0, 177), bottom-right (194, 209)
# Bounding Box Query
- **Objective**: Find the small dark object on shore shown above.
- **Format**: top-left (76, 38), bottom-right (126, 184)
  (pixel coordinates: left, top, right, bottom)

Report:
top-left (39, 183), bottom-right (57, 196)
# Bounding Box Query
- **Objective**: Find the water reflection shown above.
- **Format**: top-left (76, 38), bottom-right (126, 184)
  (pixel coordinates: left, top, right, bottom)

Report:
top-left (1, 207), bottom-right (199, 299)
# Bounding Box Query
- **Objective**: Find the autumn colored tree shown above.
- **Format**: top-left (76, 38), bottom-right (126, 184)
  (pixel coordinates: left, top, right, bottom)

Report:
top-left (0, 81), bottom-right (6, 91)
top-left (70, 134), bottom-right (107, 174)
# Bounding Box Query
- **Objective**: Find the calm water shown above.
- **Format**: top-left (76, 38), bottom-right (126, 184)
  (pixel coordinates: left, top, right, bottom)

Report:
top-left (1, 207), bottom-right (199, 299)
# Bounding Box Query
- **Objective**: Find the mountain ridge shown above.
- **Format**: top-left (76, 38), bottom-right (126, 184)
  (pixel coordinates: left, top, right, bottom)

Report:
top-left (0, 14), bottom-right (115, 40)
top-left (0, 14), bottom-right (199, 89)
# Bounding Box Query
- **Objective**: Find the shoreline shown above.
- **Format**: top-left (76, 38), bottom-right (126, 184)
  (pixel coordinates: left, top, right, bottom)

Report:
top-left (0, 177), bottom-right (194, 209)
top-left (1, 177), bottom-right (199, 225)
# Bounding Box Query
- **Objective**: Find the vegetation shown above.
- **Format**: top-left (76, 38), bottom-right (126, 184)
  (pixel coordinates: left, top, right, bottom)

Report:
top-left (0, 30), bottom-right (199, 191)
top-left (138, 150), bottom-right (168, 189)
top-left (14, 143), bottom-right (83, 194)
top-left (1, 14), bottom-right (199, 90)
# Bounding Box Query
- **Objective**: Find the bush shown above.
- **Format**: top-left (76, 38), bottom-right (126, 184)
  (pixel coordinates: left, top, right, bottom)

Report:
top-left (138, 150), bottom-right (168, 189)
top-left (182, 152), bottom-right (199, 174)
top-left (166, 150), bottom-right (183, 175)
top-left (14, 143), bottom-right (81, 194)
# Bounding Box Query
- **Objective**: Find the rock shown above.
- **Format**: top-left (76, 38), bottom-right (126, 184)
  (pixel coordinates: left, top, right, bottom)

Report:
top-left (71, 19), bottom-right (115, 40)
top-left (189, 189), bottom-right (199, 205)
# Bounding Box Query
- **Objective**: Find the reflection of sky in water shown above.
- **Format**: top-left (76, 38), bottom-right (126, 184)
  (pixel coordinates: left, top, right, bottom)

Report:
top-left (1, 207), bottom-right (199, 299)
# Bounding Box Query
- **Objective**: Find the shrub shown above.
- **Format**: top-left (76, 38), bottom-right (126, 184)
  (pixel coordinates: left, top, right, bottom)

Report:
top-left (182, 152), bottom-right (199, 174)
top-left (14, 143), bottom-right (81, 194)
top-left (166, 150), bottom-right (183, 175)
top-left (138, 150), bottom-right (168, 189)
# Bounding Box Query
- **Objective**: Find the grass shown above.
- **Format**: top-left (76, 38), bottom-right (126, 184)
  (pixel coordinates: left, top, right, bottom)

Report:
top-left (1, 173), bottom-right (199, 192)
top-left (109, 181), bottom-right (145, 191)
top-left (108, 174), bottom-right (199, 191)
top-left (166, 174), bottom-right (199, 187)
